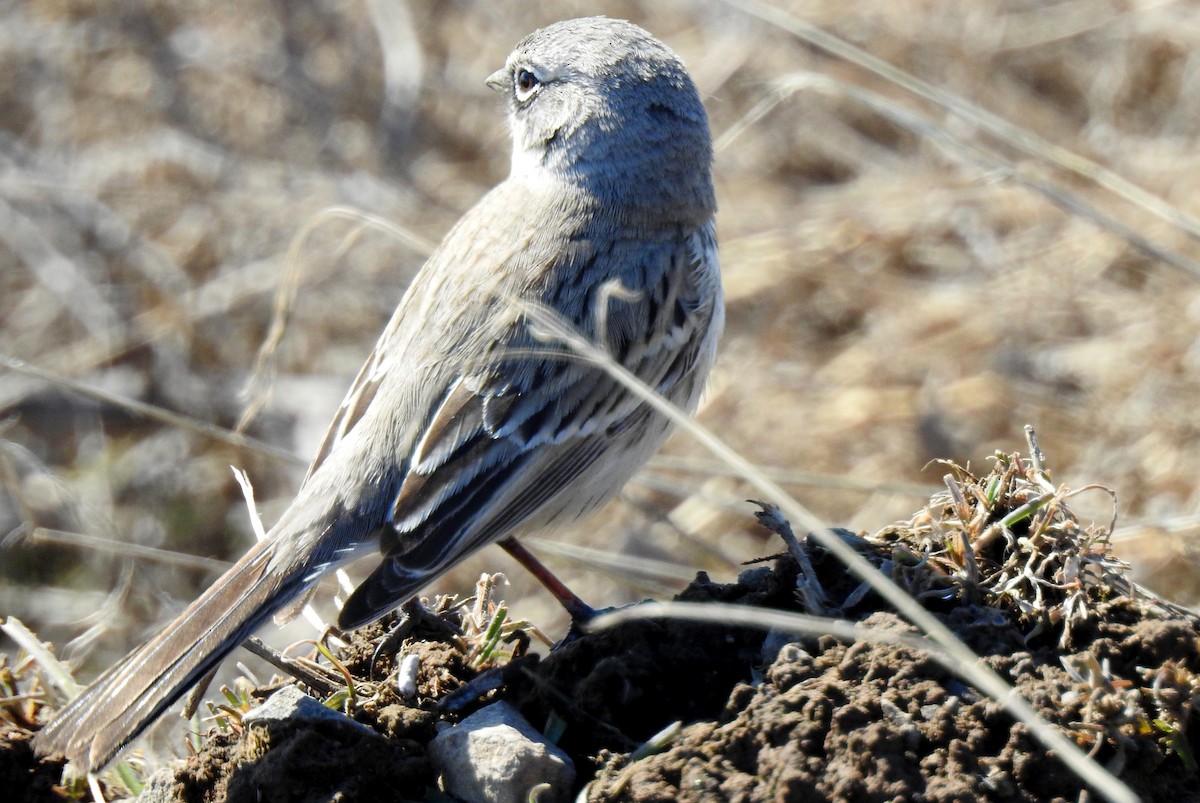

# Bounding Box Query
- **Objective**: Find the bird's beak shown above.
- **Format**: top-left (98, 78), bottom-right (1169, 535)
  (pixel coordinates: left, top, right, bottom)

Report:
top-left (485, 68), bottom-right (508, 92)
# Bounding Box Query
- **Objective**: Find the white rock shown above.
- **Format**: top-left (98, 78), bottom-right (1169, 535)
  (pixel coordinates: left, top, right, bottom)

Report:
top-left (242, 684), bottom-right (375, 735)
top-left (428, 701), bottom-right (574, 803)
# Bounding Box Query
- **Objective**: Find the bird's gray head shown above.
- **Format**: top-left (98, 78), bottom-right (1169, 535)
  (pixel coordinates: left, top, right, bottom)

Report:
top-left (487, 17), bottom-right (715, 223)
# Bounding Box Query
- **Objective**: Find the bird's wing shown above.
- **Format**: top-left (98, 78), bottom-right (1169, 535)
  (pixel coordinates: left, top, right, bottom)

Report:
top-left (335, 221), bottom-right (719, 628)
top-left (302, 345), bottom-right (388, 485)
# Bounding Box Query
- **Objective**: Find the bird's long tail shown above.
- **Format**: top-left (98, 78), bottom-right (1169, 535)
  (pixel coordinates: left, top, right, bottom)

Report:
top-left (34, 535), bottom-right (310, 773)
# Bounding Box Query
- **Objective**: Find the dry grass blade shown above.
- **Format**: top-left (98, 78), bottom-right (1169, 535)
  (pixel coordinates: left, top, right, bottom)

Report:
top-left (236, 206), bottom-right (437, 432)
top-left (22, 529), bottom-right (228, 574)
top-left (0, 354), bottom-right (300, 465)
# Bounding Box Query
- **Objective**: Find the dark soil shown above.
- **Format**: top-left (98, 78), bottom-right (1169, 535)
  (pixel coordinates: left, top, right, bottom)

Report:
top-left (0, 724), bottom-right (63, 803)
top-left (583, 600), bottom-right (1200, 802)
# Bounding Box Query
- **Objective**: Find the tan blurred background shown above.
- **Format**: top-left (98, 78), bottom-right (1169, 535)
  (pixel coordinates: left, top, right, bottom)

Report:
top-left (3, 0), bottom-right (1200, 684)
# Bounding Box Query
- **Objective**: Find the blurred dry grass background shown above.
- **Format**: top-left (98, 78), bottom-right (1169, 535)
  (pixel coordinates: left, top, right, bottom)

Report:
top-left (3, 0), bottom-right (1200, 687)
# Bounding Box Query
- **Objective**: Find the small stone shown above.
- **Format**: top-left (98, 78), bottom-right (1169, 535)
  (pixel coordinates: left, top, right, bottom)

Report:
top-left (428, 701), bottom-right (574, 803)
top-left (135, 762), bottom-right (183, 803)
top-left (242, 685), bottom-right (375, 735)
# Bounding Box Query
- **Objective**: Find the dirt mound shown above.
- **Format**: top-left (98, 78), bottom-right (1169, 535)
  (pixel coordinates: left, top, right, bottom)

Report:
top-left (585, 598), bottom-right (1197, 802)
top-left (10, 452), bottom-right (1198, 802)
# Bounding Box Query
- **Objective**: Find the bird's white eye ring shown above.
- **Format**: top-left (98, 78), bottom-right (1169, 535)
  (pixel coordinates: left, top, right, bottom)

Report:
top-left (515, 67), bottom-right (540, 101)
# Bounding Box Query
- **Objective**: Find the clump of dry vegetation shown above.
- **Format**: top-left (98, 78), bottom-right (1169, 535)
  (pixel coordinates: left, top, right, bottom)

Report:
top-left (877, 445), bottom-right (1198, 771)
top-left (887, 447), bottom-right (1131, 648)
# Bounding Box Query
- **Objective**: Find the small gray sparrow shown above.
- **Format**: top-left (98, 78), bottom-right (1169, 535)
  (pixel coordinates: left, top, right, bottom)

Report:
top-left (36, 15), bottom-right (721, 772)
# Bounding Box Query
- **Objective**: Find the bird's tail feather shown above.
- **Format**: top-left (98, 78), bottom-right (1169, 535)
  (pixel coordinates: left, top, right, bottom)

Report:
top-left (34, 536), bottom-right (308, 772)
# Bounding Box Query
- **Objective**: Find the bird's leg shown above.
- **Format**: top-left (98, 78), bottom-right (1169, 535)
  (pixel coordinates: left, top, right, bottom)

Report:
top-left (498, 537), bottom-right (595, 621)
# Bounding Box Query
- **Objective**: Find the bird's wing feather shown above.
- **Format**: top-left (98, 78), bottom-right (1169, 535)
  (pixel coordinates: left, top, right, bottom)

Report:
top-left (303, 346), bottom-right (387, 485)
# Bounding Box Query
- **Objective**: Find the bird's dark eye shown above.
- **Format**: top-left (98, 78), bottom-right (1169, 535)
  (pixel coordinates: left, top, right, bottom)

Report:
top-left (515, 68), bottom-right (540, 99)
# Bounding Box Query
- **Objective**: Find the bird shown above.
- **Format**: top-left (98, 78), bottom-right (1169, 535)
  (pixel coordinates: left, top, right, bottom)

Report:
top-left (34, 15), bottom-right (722, 773)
